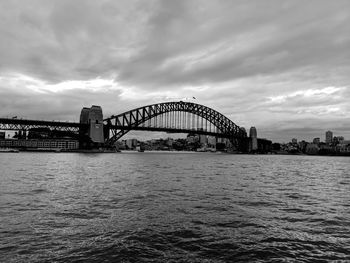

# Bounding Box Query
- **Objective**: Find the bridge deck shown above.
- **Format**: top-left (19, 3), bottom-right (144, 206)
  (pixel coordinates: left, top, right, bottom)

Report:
top-left (0, 118), bottom-right (82, 132)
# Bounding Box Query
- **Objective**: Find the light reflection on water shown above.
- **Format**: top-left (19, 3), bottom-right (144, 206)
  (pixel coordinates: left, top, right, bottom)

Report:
top-left (0, 152), bottom-right (350, 262)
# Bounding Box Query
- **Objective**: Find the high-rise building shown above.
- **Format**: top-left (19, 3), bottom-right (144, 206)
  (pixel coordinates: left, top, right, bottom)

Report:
top-left (249, 127), bottom-right (258, 151)
top-left (325, 130), bottom-right (333, 144)
top-left (249, 127), bottom-right (257, 138)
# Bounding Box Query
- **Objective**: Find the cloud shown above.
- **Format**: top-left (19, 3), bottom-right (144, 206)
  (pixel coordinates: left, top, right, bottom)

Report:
top-left (0, 0), bottom-right (350, 142)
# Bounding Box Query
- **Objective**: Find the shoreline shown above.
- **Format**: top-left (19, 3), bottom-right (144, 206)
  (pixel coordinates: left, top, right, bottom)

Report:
top-left (1, 147), bottom-right (349, 156)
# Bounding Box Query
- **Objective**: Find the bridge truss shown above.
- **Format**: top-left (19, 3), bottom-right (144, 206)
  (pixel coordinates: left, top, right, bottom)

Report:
top-left (104, 101), bottom-right (247, 148)
top-left (0, 118), bottom-right (82, 132)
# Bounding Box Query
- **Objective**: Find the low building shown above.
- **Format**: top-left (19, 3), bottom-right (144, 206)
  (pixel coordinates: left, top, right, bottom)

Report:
top-left (207, 136), bottom-right (216, 147)
top-left (0, 139), bottom-right (79, 150)
top-left (335, 140), bottom-right (350, 153)
top-left (126, 139), bottom-right (138, 149)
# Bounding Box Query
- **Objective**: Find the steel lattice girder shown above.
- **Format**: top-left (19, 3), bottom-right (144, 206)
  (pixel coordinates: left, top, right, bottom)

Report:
top-left (0, 118), bottom-right (82, 132)
top-left (104, 101), bottom-right (247, 145)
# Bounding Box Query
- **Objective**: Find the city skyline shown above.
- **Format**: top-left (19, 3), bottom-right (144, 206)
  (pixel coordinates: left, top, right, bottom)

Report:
top-left (122, 128), bottom-right (348, 145)
top-left (1, 1), bottom-right (350, 142)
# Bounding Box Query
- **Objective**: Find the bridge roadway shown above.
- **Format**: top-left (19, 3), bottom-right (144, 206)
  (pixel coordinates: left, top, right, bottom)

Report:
top-left (0, 118), bottom-right (82, 132)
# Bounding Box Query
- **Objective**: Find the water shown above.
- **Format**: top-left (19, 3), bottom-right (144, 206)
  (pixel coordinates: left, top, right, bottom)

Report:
top-left (0, 152), bottom-right (349, 262)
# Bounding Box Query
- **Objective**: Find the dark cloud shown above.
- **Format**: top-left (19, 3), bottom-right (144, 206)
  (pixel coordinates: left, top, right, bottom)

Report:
top-left (0, 0), bottom-right (349, 142)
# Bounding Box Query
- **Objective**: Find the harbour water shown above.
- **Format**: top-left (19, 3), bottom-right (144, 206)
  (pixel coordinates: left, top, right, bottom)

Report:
top-left (0, 152), bottom-right (349, 262)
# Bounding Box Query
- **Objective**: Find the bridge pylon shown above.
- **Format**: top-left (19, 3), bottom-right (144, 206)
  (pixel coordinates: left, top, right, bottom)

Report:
top-left (79, 105), bottom-right (105, 149)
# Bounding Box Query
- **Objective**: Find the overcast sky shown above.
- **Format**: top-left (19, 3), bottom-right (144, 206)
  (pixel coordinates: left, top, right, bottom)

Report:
top-left (0, 0), bottom-right (349, 142)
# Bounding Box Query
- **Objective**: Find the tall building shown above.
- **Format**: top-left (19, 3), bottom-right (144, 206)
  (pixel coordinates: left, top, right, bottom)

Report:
top-left (249, 127), bottom-right (258, 151)
top-left (249, 127), bottom-right (257, 138)
top-left (325, 130), bottom-right (333, 144)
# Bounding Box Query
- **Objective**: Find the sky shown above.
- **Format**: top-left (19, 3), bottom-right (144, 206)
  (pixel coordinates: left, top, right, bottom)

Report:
top-left (0, 0), bottom-right (349, 142)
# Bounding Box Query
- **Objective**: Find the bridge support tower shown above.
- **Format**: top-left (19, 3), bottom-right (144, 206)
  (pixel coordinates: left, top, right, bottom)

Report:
top-left (79, 105), bottom-right (104, 149)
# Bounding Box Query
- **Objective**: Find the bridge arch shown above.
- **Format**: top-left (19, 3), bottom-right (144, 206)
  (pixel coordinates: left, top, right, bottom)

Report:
top-left (103, 101), bottom-right (247, 147)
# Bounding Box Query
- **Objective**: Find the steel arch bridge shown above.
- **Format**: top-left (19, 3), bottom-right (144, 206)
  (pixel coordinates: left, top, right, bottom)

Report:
top-left (103, 101), bottom-right (247, 149)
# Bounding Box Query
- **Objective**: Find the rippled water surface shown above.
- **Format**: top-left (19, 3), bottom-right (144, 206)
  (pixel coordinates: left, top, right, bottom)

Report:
top-left (1, 152), bottom-right (350, 262)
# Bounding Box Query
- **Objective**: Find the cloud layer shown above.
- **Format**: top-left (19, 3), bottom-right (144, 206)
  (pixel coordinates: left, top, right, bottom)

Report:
top-left (1, 0), bottom-right (349, 142)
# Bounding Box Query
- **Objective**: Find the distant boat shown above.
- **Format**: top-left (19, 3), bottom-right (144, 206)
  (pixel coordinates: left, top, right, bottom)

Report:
top-left (0, 148), bottom-right (19, 153)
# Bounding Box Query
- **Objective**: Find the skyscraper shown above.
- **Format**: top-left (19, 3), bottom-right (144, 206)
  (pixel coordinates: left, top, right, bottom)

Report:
top-left (249, 127), bottom-right (258, 152)
top-left (325, 130), bottom-right (333, 144)
top-left (249, 126), bottom-right (257, 138)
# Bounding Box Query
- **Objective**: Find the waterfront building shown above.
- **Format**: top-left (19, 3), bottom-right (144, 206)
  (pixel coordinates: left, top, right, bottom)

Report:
top-left (116, 140), bottom-right (127, 150)
top-left (0, 139), bottom-right (79, 150)
top-left (186, 134), bottom-right (199, 144)
top-left (336, 140), bottom-right (350, 153)
top-left (126, 139), bottom-right (138, 149)
top-left (333, 136), bottom-right (344, 144)
top-left (207, 136), bottom-right (216, 147)
top-left (257, 138), bottom-right (272, 153)
top-left (325, 131), bottom-right (333, 144)
top-left (319, 143), bottom-right (333, 154)
top-left (199, 134), bottom-right (207, 145)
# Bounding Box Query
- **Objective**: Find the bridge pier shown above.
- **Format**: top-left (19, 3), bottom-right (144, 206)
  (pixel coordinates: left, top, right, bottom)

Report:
top-left (79, 105), bottom-right (105, 149)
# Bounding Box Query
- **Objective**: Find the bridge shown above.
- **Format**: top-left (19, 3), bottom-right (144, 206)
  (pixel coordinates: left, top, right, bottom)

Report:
top-left (0, 101), bottom-right (268, 152)
top-left (103, 101), bottom-right (247, 148)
